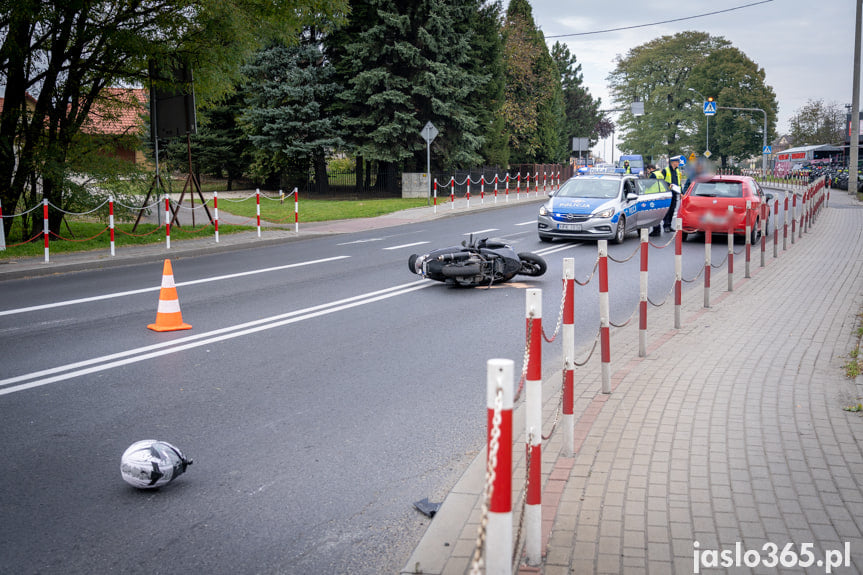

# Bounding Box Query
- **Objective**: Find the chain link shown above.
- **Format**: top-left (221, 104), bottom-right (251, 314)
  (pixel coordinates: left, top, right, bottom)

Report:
top-left (574, 331), bottom-right (601, 366)
top-left (609, 305), bottom-right (638, 328)
top-left (681, 266), bottom-right (705, 283)
top-left (542, 371), bottom-right (566, 441)
top-left (514, 314), bottom-right (534, 403)
top-left (710, 253), bottom-right (729, 269)
top-left (607, 242), bottom-right (641, 263)
top-left (574, 257), bottom-right (600, 286)
top-left (647, 282), bottom-right (676, 307)
top-left (647, 233), bottom-right (676, 249)
top-left (512, 433), bottom-right (534, 569)
top-left (469, 385), bottom-right (504, 575)
top-left (542, 279), bottom-right (568, 342)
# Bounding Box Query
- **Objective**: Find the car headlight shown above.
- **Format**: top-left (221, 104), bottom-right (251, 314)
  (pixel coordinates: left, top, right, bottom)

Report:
top-left (593, 208), bottom-right (615, 218)
top-left (539, 205), bottom-right (549, 216)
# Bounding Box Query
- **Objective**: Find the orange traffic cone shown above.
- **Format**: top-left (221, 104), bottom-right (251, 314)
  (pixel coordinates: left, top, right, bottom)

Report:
top-left (147, 259), bottom-right (192, 332)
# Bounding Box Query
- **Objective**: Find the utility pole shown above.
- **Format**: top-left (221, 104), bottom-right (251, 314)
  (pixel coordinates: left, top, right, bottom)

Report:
top-left (850, 0), bottom-right (861, 195)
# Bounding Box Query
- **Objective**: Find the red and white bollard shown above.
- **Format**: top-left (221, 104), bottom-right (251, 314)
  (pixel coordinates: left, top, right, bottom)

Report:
top-left (534, 172), bottom-right (539, 196)
top-left (109, 196), bottom-right (116, 256)
top-left (450, 177), bottom-right (455, 210)
top-left (480, 176), bottom-right (485, 205)
top-left (433, 179), bottom-right (438, 214)
top-left (485, 358), bottom-right (513, 575)
top-left (783, 192), bottom-right (788, 250)
top-left (0, 198), bottom-right (6, 251)
top-left (294, 187), bottom-right (299, 233)
top-left (799, 190), bottom-right (804, 239)
top-left (256, 188), bottom-right (262, 238)
top-left (674, 218), bottom-right (682, 329)
top-left (505, 174), bottom-right (510, 202)
top-left (704, 230), bottom-right (711, 308)
top-left (744, 201), bottom-right (751, 278)
top-left (598, 240), bottom-right (611, 393)
top-left (165, 197), bottom-right (171, 250)
top-left (639, 229), bottom-right (648, 357)
top-left (524, 288), bottom-right (542, 566)
top-left (43, 198), bottom-right (49, 263)
top-left (493, 174), bottom-right (499, 203)
top-left (562, 258), bottom-right (575, 456)
top-left (773, 195), bottom-right (779, 258)
top-left (791, 192), bottom-right (797, 245)
top-left (727, 206), bottom-right (734, 292)
top-left (760, 203), bottom-right (767, 267)
top-left (213, 191), bottom-right (220, 242)
top-left (466, 178), bottom-right (471, 209)
top-left (516, 173), bottom-right (521, 200)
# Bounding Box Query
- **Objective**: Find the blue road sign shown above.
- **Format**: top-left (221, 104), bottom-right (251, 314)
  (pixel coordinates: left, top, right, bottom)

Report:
top-left (763, 146), bottom-right (772, 154)
top-left (703, 101), bottom-right (717, 115)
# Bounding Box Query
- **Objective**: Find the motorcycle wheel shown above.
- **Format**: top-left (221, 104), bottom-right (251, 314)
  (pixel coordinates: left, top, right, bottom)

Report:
top-left (442, 263), bottom-right (482, 278)
top-left (408, 254), bottom-right (419, 274)
top-left (517, 253), bottom-right (547, 277)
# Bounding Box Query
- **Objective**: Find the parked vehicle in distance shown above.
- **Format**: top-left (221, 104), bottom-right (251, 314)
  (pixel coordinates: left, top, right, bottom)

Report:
top-left (537, 172), bottom-right (672, 244)
top-left (678, 174), bottom-right (773, 243)
top-left (617, 155), bottom-right (644, 176)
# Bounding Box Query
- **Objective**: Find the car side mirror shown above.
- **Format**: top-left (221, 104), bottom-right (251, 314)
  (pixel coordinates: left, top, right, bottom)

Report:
top-left (626, 193), bottom-right (638, 201)
top-left (764, 192), bottom-right (774, 202)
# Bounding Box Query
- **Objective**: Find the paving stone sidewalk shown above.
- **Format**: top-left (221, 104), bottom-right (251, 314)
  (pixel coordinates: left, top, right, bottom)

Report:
top-left (404, 188), bottom-right (863, 575)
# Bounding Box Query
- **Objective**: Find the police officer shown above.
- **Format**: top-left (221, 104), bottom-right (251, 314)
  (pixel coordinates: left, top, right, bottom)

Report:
top-left (656, 155), bottom-right (686, 232)
top-left (623, 160), bottom-right (631, 174)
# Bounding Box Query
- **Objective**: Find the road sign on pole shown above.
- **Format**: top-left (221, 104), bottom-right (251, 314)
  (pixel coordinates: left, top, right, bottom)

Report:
top-left (703, 101), bottom-right (717, 115)
top-left (763, 145), bottom-right (772, 154)
top-left (421, 122), bottom-right (438, 205)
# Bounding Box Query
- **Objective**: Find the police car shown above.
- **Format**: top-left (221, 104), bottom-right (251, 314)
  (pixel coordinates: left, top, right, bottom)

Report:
top-left (537, 171), bottom-right (673, 243)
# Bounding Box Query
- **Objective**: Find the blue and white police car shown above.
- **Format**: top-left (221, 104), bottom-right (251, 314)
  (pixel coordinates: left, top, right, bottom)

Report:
top-left (537, 170), bottom-right (672, 243)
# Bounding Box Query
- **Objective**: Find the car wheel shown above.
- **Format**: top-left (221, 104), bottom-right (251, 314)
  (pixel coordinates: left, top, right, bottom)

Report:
top-left (681, 232), bottom-right (689, 242)
top-left (539, 234), bottom-right (553, 243)
top-left (751, 219), bottom-right (760, 245)
top-left (613, 215), bottom-right (626, 244)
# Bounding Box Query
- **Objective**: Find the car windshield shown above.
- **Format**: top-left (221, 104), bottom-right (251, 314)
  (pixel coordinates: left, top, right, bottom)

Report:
top-left (557, 178), bottom-right (620, 199)
top-left (690, 182), bottom-right (743, 198)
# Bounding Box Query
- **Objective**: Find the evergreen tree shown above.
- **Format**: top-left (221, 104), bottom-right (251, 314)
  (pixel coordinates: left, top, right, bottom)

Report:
top-left (242, 28), bottom-right (344, 191)
top-left (551, 42), bottom-right (602, 159)
top-left (500, 0), bottom-right (564, 164)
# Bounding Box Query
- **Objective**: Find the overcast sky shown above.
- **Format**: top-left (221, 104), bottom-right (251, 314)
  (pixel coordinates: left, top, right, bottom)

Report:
top-left (526, 0), bottom-right (861, 159)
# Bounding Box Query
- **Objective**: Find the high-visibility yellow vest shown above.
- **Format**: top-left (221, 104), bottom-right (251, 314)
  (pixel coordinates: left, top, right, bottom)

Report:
top-left (658, 167), bottom-right (686, 188)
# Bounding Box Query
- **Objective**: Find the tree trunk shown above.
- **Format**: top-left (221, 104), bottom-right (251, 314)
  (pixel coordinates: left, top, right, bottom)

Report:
top-left (313, 153), bottom-right (329, 194)
top-left (355, 156), bottom-right (365, 195)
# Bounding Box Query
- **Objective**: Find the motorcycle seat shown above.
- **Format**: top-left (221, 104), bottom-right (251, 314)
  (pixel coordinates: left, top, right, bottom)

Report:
top-left (481, 239), bottom-right (508, 249)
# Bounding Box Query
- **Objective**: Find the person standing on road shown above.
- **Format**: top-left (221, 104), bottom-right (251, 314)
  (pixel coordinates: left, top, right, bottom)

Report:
top-left (645, 164), bottom-right (664, 236)
top-left (656, 155), bottom-right (686, 232)
top-left (623, 160), bottom-right (632, 174)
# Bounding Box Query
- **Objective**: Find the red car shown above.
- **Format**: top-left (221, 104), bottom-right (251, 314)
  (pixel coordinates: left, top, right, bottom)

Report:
top-left (678, 175), bottom-right (772, 242)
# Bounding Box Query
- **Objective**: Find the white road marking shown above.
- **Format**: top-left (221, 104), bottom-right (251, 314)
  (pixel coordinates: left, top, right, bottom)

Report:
top-left (464, 228), bottom-right (498, 236)
top-left (0, 280), bottom-right (434, 396)
top-left (383, 242), bottom-right (429, 251)
top-left (0, 256), bottom-right (351, 317)
top-left (536, 243), bottom-right (583, 256)
top-left (337, 238), bottom-right (384, 245)
top-left (515, 220), bottom-right (536, 226)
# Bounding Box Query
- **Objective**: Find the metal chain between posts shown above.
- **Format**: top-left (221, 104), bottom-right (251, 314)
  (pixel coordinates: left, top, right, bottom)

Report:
top-left (541, 371), bottom-right (565, 441)
top-left (542, 278), bottom-right (567, 342)
top-left (468, 385), bottom-right (504, 575)
top-left (647, 233), bottom-right (676, 249)
top-left (512, 433), bottom-right (533, 570)
top-left (710, 253), bottom-right (729, 269)
top-left (647, 281), bottom-right (676, 307)
top-left (514, 314), bottom-right (534, 403)
top-left (574, 257), bottom-right (600, 286)
top-left (681, 266), bottom-right (706, 283)
top-left (607, 242), bottom-right (641, 264)
top-left (574, 331), bottom-right (601, 367)
top-left (609, 305), bottom-right (638, 328)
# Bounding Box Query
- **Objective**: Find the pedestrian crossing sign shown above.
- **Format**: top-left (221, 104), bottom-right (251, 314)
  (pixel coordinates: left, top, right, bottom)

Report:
top-left (763, 146), bottom-right (772, 154)
top-left (703, 101), bottom-right (717, 115)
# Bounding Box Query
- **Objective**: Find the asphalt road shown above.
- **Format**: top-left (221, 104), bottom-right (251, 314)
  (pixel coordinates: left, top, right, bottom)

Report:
top-left (0, 197), bottom-right (786, 574)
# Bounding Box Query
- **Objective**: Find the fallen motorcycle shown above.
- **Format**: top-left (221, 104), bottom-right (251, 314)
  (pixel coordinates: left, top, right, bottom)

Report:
top-left (408, 235), bottom-right (547, 287)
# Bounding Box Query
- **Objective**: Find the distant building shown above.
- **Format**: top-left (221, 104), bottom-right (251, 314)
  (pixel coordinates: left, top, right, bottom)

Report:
top-left (79, 87), bottom-right (148, 164)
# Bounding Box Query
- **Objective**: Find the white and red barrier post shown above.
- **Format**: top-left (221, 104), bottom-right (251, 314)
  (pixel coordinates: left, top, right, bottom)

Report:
top-left (450, 177), bottom-right (455, 210)
top-left (480, 176), bottom-right (485, 205)
top-left (0, 198), bottom-right (6, 251)
top-left (165, 197), bottom-right (171, 250)
top-left (674, 218), bottom-right (682, 329)
top-left (543, 173), bottom-right (547, 194)
top-left (43, 198), bottom-right (49, 262)
top-left (433, 179), bottom-right (438, 214)
top-left (466, 178), bottom-right (471, 209)
top-left (599, 240), bottom-right (611, 393)
top-left (294, 187), bottom-right (299, 233)
top-left (256, 188), bottom-right (262, 238)
top-left (505, 174), bottom-right (510, 202)
top-left (493, 174), bottom-right (498, 203)
top-left (485, 358), bottom-right (514, 575)
top-left (639, 228), bottom-right (648, 357)
top-left (744, 200), bottom-right (751, 278)
top-left (773, 195), bottom-right (779, 258)
top-left (704, 230), bottom-right (711, 307)
top-left (760, 203), bottom-right (767, 267)
top-left (799, 190), bottom-right (804, 239)
top-left (516, 173), bottom-right (521, 200)
top-left (534, 172), bottom-right (539, 196)
top-left (562, 258), bottom-right (575, 456)
top-left (727, 206), bottom-right (734, 292)
top-left (109, 196), bottom-right (116, 256)
top-left (791, 193), bottom-right (797, 244)
top-left (525, 288), bottom-right (542, 566)
top-left (213, 191), bottom-right (220, 243)
top-left (783, 192), bottom-right (788, 251)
